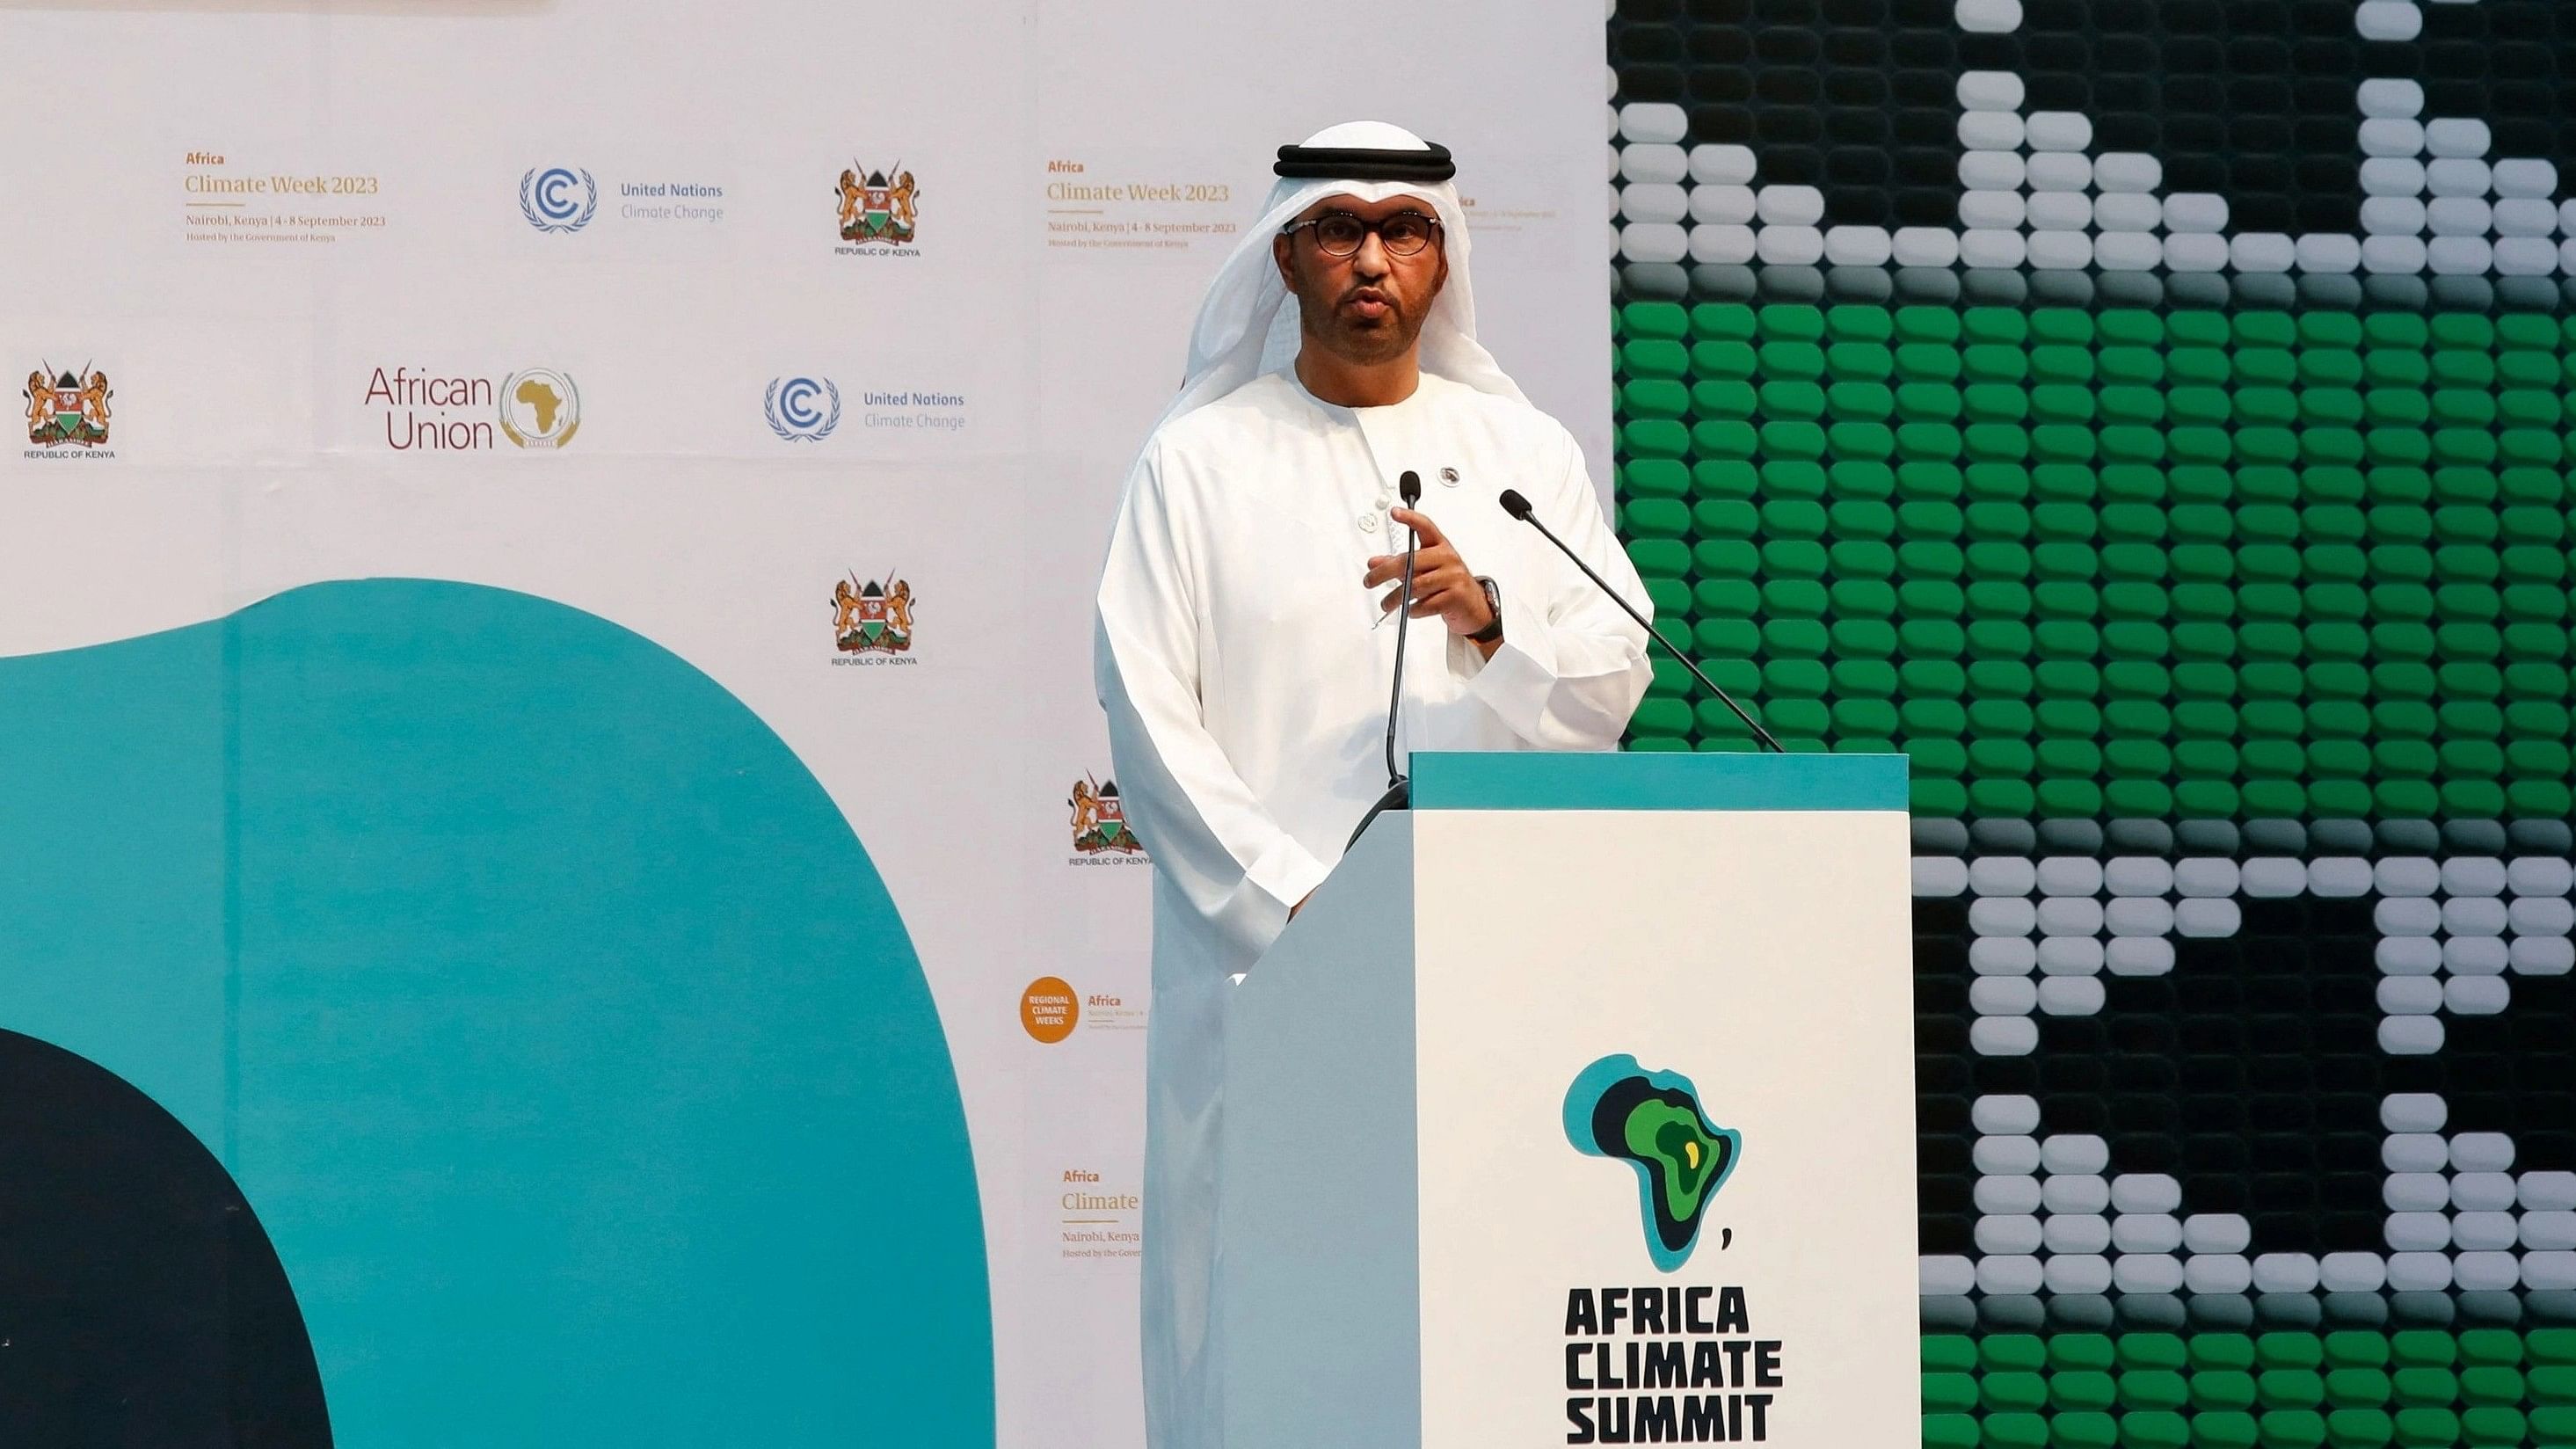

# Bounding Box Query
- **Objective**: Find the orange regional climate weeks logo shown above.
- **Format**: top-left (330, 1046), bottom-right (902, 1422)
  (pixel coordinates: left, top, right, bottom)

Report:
top-left (1022, 978), bottom-right (1078, 1043)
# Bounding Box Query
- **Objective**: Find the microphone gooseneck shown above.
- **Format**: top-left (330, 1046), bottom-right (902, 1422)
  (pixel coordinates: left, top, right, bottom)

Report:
top-left (1495, 489), bottom-right (1785, 754)
top-left (1351, 470), bottom-right (1427, 850)
top-left (1382, 470), bottom-right (1424, 788)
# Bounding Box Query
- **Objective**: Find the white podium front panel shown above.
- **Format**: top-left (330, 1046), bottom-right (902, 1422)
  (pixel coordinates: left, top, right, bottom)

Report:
top-left (1220, 753), bottom-right (1917, 1449)
top-left (1408, 754), bottom-right (1917, 1448)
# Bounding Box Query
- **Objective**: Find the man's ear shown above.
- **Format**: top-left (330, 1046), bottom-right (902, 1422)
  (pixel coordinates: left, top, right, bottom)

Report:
top-left (1273, 233), bottom-right (1296, 288)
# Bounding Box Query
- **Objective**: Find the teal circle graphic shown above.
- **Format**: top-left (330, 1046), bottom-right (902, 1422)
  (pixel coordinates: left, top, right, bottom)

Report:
top-left (0, 579), bottom-right (993, 1445)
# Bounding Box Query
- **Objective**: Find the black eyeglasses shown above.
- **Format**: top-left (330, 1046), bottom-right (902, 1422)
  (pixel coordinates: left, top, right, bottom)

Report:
top-left (1279, 210), bottom-right (1443, 258)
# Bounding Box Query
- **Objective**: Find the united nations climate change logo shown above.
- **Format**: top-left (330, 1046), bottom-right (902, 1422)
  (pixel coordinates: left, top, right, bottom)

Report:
top-left (497, 368), bottom-right (579, 449)
top-left (1565, 1053), bottom-right (1741, 1271)
top-left (23, 363), bottom-right (111, 448)
top-left (519, 166), bottom-right (597, 233)
top-left (835, 162), bottom-right (920, 246)
top-left (766, 376), bottom-right (842, 441)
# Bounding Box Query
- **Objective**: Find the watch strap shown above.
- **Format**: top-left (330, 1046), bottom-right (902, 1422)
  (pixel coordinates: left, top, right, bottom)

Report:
top-left (1467, 576), bottom-right (1504, 644)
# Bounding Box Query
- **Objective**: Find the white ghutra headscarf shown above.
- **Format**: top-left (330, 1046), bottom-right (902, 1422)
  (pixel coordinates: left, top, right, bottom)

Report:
top-left (1155, 120), bottom-right (1528, 430)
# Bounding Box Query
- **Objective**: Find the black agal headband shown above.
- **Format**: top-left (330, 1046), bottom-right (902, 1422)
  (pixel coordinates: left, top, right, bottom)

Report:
top-left (1273, 141), bottom-right (1456, 183)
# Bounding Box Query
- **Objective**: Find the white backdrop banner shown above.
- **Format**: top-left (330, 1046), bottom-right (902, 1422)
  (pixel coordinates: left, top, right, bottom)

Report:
top-left (0, 2), bottom-right (1607, 1444)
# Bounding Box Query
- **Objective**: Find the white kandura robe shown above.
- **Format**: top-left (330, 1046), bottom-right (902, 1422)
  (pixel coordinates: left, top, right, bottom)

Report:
top-left (1093, 368), bottom-right (1653, 1449)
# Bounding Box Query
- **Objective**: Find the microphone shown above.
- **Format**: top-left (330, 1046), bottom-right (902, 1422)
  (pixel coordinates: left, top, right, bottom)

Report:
top-left (1496, 489), bottom-right (1784, 753)
top-left (1384, 469), bottom-right (1423, 786)
top-left (1349, 470), bottom-right (1424, 849)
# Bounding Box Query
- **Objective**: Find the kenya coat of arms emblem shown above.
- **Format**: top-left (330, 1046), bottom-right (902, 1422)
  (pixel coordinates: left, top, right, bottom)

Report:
top-left (24, 366), bottom-right (111, 448)
top-left (1070, 775), bottom-right (1142, 856)
top-left (833, 574), bottom-right (915, 654)
top-left (836, 163), bottom-right (920, 245)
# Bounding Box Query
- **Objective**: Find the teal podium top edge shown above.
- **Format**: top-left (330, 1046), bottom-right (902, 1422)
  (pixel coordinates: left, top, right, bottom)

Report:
top-left (1408, 751), bottom-right (1910, 812)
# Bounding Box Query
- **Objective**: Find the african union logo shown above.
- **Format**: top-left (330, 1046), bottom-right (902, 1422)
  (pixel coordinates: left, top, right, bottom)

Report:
top-left (497, 368), bottom-right (579, 449)
top-left (766, 376), bottom-right (842, 441)
top-left (23, 363), bottom-right (112, 451)
top-left (1565, 1054), bottom-right (1741, 1272)
top-left (834, 161), bottom-right (920, 247)
top-left (519, 166), bottom-right (597, 233)
top-left (830, 572), bottom-right (915, 657)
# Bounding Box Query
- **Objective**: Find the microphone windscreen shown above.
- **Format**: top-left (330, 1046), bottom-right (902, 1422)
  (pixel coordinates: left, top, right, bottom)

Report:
top-left (1497, 489), bottom-right (1532, 520)
top-left (1398, 470), bottom-right (1422, 505)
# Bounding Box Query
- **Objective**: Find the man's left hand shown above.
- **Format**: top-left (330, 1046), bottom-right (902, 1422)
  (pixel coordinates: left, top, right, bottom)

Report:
top-left (1364, 508), bottom-right (1497, 646)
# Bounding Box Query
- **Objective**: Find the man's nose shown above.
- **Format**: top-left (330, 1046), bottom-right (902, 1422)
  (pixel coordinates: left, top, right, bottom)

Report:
top-left (1350, 231), bottom-right (1393, 277)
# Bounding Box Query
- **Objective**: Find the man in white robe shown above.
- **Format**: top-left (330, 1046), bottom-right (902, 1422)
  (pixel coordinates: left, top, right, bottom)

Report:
top-left (1093, 120), bottom-right (1654, 1449)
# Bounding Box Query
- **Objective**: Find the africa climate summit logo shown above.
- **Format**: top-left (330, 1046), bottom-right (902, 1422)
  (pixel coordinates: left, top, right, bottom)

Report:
top-left (1565, 1054), bottom-right (1740, 1271)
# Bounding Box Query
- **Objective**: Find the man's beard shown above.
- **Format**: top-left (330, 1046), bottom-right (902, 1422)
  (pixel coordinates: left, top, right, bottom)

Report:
top-left (1294, 277), bottom-right (1427, 365)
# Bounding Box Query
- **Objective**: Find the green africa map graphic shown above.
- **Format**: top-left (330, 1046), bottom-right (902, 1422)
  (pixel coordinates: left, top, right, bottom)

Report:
top-left (1567, 1053), bottom-right (1743, 1271)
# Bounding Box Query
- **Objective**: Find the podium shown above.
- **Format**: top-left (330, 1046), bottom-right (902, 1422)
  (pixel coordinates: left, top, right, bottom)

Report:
top-left (1217, 751), bottom-right (1919, 1448)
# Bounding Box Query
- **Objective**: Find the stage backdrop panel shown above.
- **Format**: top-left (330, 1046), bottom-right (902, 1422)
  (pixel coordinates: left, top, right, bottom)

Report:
top-left (0, 0), bottom-right (1609, 1445)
